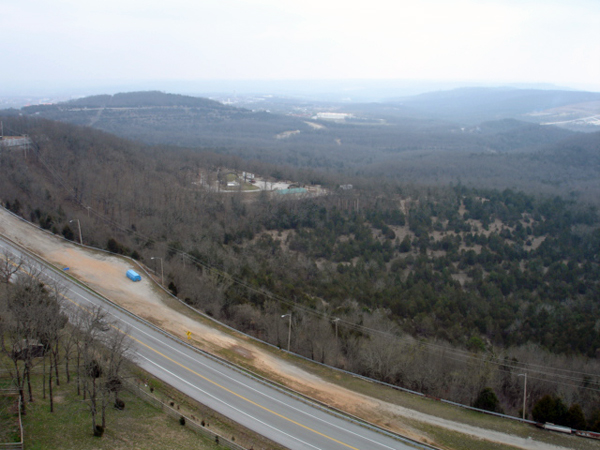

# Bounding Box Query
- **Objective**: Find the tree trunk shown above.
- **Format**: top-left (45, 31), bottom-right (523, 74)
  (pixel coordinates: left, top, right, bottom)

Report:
top-left (65, 354), bottom-right (71, 383)
top-left (49, 360), bottom-right (54, 413)
top-left (42, 355), bottom-right (47, 400)
top-left (54, 346), bottom-right (60, 386)
top-left (77, 352), bottom-right (82, 397)
top-left (26, 365), bottom-right (33, 402)
top-left (19, 387), bottom-right (26, 415)
top-left (101, 395), bottom-right (107, 429)
top-left (90, 378), bottom-right (97, 433)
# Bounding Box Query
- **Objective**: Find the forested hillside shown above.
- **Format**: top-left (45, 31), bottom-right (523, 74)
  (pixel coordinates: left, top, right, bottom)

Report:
top-left (7, 90), bottom-right (600, 204)
top-left (2, 116), bottom-right (600, 426)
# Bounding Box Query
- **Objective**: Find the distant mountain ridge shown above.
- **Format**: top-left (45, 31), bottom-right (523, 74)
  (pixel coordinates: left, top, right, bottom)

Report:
top-left (10, 90), bottom-right (305, 148)
top-left (392, 87), bottom-right (600, 126)
top-left (3, 88), bottom-right (600, 202)
top-left (63, 90), bottom-right (230, 109)
top-left (1, 89), bottom-right (581, 157)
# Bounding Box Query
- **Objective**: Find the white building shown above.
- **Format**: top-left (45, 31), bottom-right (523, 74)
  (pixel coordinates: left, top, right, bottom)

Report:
top-left (0, 136), bottom-right (32, 149)
top-left (314, 112), bottom-right (353, 121)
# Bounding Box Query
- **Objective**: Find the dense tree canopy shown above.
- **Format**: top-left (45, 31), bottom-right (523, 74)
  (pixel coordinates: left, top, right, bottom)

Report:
top-left (2, 115), bottom-right (600, 422)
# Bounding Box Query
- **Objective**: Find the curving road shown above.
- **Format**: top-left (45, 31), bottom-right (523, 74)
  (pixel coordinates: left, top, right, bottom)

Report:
top-left (1, 235), bottom-right (433, 450)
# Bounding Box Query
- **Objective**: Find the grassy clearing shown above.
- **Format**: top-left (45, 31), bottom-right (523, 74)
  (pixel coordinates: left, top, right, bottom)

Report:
top-left (0, 393), bottom-right (20, 444)
top-left (13, 371), bottom-right (220, 450)
top-left (1, 360), bottom-right (284, 450)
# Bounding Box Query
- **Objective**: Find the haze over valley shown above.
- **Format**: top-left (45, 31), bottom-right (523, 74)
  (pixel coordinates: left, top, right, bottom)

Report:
top-left (2, 0), bottom-right (600, 448)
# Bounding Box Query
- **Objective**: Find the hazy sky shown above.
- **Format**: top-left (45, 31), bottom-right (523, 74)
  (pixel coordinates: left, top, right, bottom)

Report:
top-left (3, 0), bottom-right (600, 93)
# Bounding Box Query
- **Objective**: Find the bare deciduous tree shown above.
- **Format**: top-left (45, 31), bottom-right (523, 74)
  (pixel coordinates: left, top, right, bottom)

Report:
top-left (0, 248), bottom-right (25, 285)
top-left (39, 280), bottom-right (68, 412)
top-left (0, 265), bottom-right (64, 414)
top-left (76, 305), bottom-right (131, 436)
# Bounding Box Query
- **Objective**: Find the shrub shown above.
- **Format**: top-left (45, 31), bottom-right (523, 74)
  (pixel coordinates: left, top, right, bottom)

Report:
top-left (589, 409), bottom-right (600, 432)
top-left (179, 416), bottom-right (186, 426)
top-left (567, 404), bottom-right (586, 430)
top-left (7, 199), bottom-right (21, 214)
top-left (62, 225), bottom-right (74, 241)
top-left (114, 398), bottom-right (125, 410)
top-left (473, 387), bottom-right (503, 413)
top-left (107, 237), bottom-right (129, 255)
top-left (93, 425), bottom-right (104, 437)
top-left (467, 335), bottom-right (486, 353)
top-left (532, 395), bottom-right (568, 426)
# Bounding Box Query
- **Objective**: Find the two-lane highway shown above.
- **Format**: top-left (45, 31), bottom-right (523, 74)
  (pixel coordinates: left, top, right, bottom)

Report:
top-left (1, 235), bottom-right (433, 450)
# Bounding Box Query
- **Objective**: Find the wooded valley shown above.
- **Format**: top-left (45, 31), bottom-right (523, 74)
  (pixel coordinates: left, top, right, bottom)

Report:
top-left (2, 88), bottom-right (600, 429)
top-left (8, 90), bottom-right (600, 204)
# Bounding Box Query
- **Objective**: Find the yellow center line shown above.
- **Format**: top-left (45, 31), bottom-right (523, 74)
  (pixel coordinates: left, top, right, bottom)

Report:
top-left (58, 284), bottom-right (360, 450)
top-left (128, 332), bottom-right (361, 450)
top-left (3, 253), bottom-right (362, 449)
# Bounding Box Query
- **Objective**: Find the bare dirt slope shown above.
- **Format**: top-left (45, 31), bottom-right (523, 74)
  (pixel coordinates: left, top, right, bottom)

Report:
top-left (0, 208), bottom-right (586, 450)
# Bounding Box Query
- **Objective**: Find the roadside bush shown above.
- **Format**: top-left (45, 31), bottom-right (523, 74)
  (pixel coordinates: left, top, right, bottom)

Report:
top-left (62, 224), bottom-right (74, 241)
top-left (566, 404), bottom-right (586, 430)
top-left (107, 237), bottom-right (129, 255)
top-left (473, 387), bottom-right (503, 413)
top-left (589, 409), bottom-right (600, 432)
top-left (532, 395), bottom-right (568, 425)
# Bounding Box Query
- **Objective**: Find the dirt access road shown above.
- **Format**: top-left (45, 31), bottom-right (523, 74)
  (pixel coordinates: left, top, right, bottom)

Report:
top-left (0, 207), bottom-right (585, 450)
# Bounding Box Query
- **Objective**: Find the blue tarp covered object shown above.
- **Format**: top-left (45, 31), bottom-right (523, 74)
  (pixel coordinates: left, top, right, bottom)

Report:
top-left (126, 269), bottom-right (142, 282)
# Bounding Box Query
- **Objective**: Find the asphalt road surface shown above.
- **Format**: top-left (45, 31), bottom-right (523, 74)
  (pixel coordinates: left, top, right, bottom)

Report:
top-left (1, 235), bottom-right (433, 450)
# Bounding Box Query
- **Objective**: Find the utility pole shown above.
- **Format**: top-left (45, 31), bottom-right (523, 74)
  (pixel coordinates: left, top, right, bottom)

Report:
top-left (151, 257), bottom-right (164, 286)
top-left (281, 314), bottom-right (292, 352)
top-left (518, 373), bottom-right (527, 420)
top-left (69, 219), bottom-right (83, 245)
top-left (333, 318), bottom-right (340, 341)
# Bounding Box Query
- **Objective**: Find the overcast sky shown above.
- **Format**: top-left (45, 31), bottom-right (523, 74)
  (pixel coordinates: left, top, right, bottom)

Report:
top-left (3, 0), bottom-right (600, 94)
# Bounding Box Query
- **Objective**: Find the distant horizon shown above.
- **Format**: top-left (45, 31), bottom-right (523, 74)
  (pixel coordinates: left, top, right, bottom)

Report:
top-left (2, 78), bottom-right (599, 107)
top-left (4, 0), bottom-right (599, 101)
